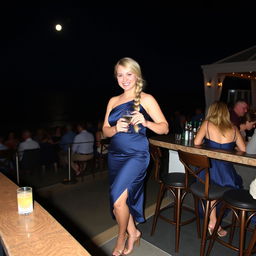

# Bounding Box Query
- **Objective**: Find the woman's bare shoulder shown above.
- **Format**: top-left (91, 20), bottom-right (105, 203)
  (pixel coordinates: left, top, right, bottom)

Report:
top-left (140, 92), bottom-right (156, 103)
top-left (108, 95), bottom-right (121, 108)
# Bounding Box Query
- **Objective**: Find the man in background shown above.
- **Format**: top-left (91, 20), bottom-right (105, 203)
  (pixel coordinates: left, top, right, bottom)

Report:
top-left (71, 122), bottom-right (94, 176)
top-left (18, 130), bottom-right (40, 160)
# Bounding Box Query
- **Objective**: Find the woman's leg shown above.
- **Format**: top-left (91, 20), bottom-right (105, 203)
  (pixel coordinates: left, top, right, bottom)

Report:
top-left (208, 200), bottom-right (227, 237)
top-left (112, 189), bottom-right (129, 254)
top-left (123, 214), bottom-right (141, 255)
top-left (208, 200), bottom-right (217, 230)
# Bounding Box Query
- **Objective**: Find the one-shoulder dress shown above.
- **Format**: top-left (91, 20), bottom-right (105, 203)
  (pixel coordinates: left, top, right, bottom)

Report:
top-left (108, 100), bottom-right (150, 223)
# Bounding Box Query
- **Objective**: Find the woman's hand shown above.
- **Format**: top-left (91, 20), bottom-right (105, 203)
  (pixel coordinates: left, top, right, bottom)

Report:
top-left (116, 118), bottom-right (129, 133)
top-left (131, 111), bottom-right (147, 127)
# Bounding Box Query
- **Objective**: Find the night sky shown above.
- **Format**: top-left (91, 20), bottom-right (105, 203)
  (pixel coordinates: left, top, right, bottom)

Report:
top-left (1, 6), bottom-right (255, 132)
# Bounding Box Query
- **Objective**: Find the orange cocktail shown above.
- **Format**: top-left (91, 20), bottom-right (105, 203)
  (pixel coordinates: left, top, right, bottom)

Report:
top-left (17, 187), bottom-right (33, 215)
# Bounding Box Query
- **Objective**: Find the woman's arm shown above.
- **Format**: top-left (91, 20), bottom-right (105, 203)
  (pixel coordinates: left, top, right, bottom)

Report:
top-left (235, 127), bottom-right (246, 152)
top-left (194, 120), bottom-right (207, 145)
top-left (102, 97), bottom-right (130, 137)
top-left (138, 94), bottom-right (169, 135)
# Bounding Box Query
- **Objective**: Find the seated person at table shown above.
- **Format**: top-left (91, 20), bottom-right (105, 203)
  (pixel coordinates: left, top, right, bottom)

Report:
top-left (18, 130), bottom-right (40, 160)
top-left (239, 112), bottom-right (256, 142)
top-left (0, 135), bottom-right (8, 163)
top-left (71, 122), bottom-right (94, 176)
top-left (246, 127), bottom-right (256, 154)
top-left (194, 101), bottom-right (245, 236)
top-left (4, 131), bottom-right (19, 150)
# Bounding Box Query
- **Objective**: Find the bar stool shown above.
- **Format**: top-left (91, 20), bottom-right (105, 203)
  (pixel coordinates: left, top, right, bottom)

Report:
top-left (150, 145), bottom-right (200, 253)
top-left (178, 150), bottom-right (230, 256)
top-left (245, 223), bottom-right (256, 256)
top-left (206, 189), bottom-right (256, 256)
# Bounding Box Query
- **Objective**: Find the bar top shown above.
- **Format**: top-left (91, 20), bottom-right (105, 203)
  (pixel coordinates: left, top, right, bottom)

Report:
top-left (0, 173), bottom-right (91, 256)
top-left (149, 135), bottom-right (256, 167)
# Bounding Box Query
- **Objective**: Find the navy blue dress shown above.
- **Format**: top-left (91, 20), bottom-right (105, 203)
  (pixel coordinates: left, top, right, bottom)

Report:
top-left (204, 138), bottom-right (243, 189)
top-left (108, 100), bottom-right (150, 223)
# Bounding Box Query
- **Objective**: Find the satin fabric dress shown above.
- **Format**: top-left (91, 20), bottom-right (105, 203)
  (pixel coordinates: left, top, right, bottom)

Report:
top-left (108, 100), bottom-right (150, 223)
top-left (198, 128), bottom-right (243, 218)
top-left (203, 138), bottom-right (243, 189)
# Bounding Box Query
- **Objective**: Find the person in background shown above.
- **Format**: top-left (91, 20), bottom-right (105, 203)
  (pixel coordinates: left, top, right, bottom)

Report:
top-left (18, 130), bottom-right (40, 160)
top-left (229, 99), bottom-right (249, 130)
top-left (96, 119), bottom-right (108, 155)
top-left (246, 128), bottom-right (256, 154)
top-left (0, 136), bottom-right (8, 151)
top-left (191, 107), bottom-right (205, 123)
top-left (102, 57), bottom-right (169, 256)
top-left (239, 112), bottom-right (256, 141)
top-left (194, 101), bottom-right (245, 237)
top-left (0, 135), bottom-right (8, 163)
top-left (71, 122), bottom-right (94, 176)
top-left (5, 131), bottom-right (19, 150)
top-left (59, 124), bottom-right (76, 168)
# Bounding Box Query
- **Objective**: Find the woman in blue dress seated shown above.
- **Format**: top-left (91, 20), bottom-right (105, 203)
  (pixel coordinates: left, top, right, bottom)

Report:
top-left (194, 101), bottom-right (246, 236)
top-left (102, 57), bottom-right (169, 256)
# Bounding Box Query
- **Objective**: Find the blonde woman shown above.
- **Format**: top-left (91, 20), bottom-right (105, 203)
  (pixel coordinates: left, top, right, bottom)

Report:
top-left (103, 57), bottom-right (169, 256)
top-left (194, 101), bottom-right (245, 236)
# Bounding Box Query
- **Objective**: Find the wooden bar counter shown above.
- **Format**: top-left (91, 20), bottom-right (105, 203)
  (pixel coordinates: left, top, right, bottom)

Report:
top-left (0, 173), bottom-right (91, 256)
top-left (149, 134), bottom-right (256, 167)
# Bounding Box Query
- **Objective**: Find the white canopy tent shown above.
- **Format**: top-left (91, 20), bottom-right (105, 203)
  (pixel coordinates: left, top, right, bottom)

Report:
top-left (201, 45), bottom-right (256, 111)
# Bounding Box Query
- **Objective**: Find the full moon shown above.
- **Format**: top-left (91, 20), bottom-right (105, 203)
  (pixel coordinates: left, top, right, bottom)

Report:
top-left (55, 24), bottom-right (62, 31)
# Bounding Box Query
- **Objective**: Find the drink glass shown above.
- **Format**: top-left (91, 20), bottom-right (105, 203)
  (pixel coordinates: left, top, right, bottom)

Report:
top-left (17, 187), bottom-right (33, 215)
top-left (175, 133), bottom-right (181, 142)
top-left (122, 110), bottom-right (133, 132)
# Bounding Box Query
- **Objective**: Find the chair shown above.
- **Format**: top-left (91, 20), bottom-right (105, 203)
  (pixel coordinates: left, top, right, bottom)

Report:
top-left (20, 148), bottom-right (41, 172)
top-left (95, 138), bottom-right (109, 171)
top-left (150, 145), bottom-right (200, 252)
top-left (74, 155), bottom-right (95, 181)
top-left (206, 189), bottom-right (256, 256)
top-left (0, 149), bottom-right (15, 170)
top-left (245, 223), bottom-right (256, 256)
top-left (39, 142), bottom-right (58, 172)
top-left (178, 150), bottom-right (230, 256)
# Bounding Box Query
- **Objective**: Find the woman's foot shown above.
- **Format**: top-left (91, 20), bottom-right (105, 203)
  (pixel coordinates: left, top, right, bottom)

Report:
top-left (123, 230), bottom-right (141, 255)
top-left (217, 227), bottom-right (227, 237)
top-left (112, 234), bottom-right (127, 256)
top-left (208, 224), bottom-right (227, 237)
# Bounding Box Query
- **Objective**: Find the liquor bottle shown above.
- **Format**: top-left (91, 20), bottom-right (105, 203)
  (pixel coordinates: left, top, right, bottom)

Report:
top-left (184, 121), bottom-right (189, 141)
top-left (188, 121), bottom-right (194, 141)
top-left (197, 118), bottom-right (202, 133)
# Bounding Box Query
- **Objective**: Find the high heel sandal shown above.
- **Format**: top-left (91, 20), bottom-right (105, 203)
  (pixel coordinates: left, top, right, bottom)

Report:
top-left (208, 226), bottom-right (227, 237)
top-left (123, 232), bottom-right (141, 255)
top-left (112, 234), bottom-right (127, 256)
top-left (112, 249), bottom-right (124, 256)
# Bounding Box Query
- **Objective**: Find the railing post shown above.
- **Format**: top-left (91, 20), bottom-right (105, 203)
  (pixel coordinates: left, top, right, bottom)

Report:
top-left (15, 152), bottom-right (20, 185)
top-left (62, 143), bottom-right (77, 184)
top-left (68, 144), bottom-right (71, 181)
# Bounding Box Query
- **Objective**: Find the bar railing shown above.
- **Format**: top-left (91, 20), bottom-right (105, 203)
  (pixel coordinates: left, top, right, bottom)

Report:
top-left (0, 141), bottom-right (95, 185)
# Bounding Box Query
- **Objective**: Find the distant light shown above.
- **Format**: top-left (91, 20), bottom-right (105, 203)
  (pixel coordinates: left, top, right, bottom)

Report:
top-left (55, 24), bottom-right (62, 31)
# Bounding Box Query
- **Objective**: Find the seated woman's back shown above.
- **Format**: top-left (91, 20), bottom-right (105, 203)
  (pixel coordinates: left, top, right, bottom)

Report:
top-left (194, 101), bottom-right (245, 152)
top-left (206, 121), bottom-right (236, 144)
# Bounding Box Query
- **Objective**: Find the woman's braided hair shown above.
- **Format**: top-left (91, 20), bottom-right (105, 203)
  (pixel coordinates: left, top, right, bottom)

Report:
top-left (114, 57), bottom-right (145, 133)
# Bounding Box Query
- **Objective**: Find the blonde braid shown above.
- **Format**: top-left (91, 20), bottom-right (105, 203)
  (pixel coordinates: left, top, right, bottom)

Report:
top-left (133, 77), bottom-right (144, 133)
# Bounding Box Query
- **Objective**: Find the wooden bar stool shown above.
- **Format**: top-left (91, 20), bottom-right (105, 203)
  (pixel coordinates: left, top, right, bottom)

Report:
top-left (178, 150), bottom-right (231, 256)
top-left (150, 145), bottom-right (200, 252)
top-left (206, 189), bottom-right (256, 256)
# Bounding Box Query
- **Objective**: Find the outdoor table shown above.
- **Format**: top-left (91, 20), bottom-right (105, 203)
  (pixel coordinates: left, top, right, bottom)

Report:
top-left (0, 173), bottom-right (91, 256)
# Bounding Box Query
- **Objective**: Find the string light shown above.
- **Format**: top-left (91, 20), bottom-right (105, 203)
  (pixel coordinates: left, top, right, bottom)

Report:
top-left (206, 81), bottom-right (212, 87)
